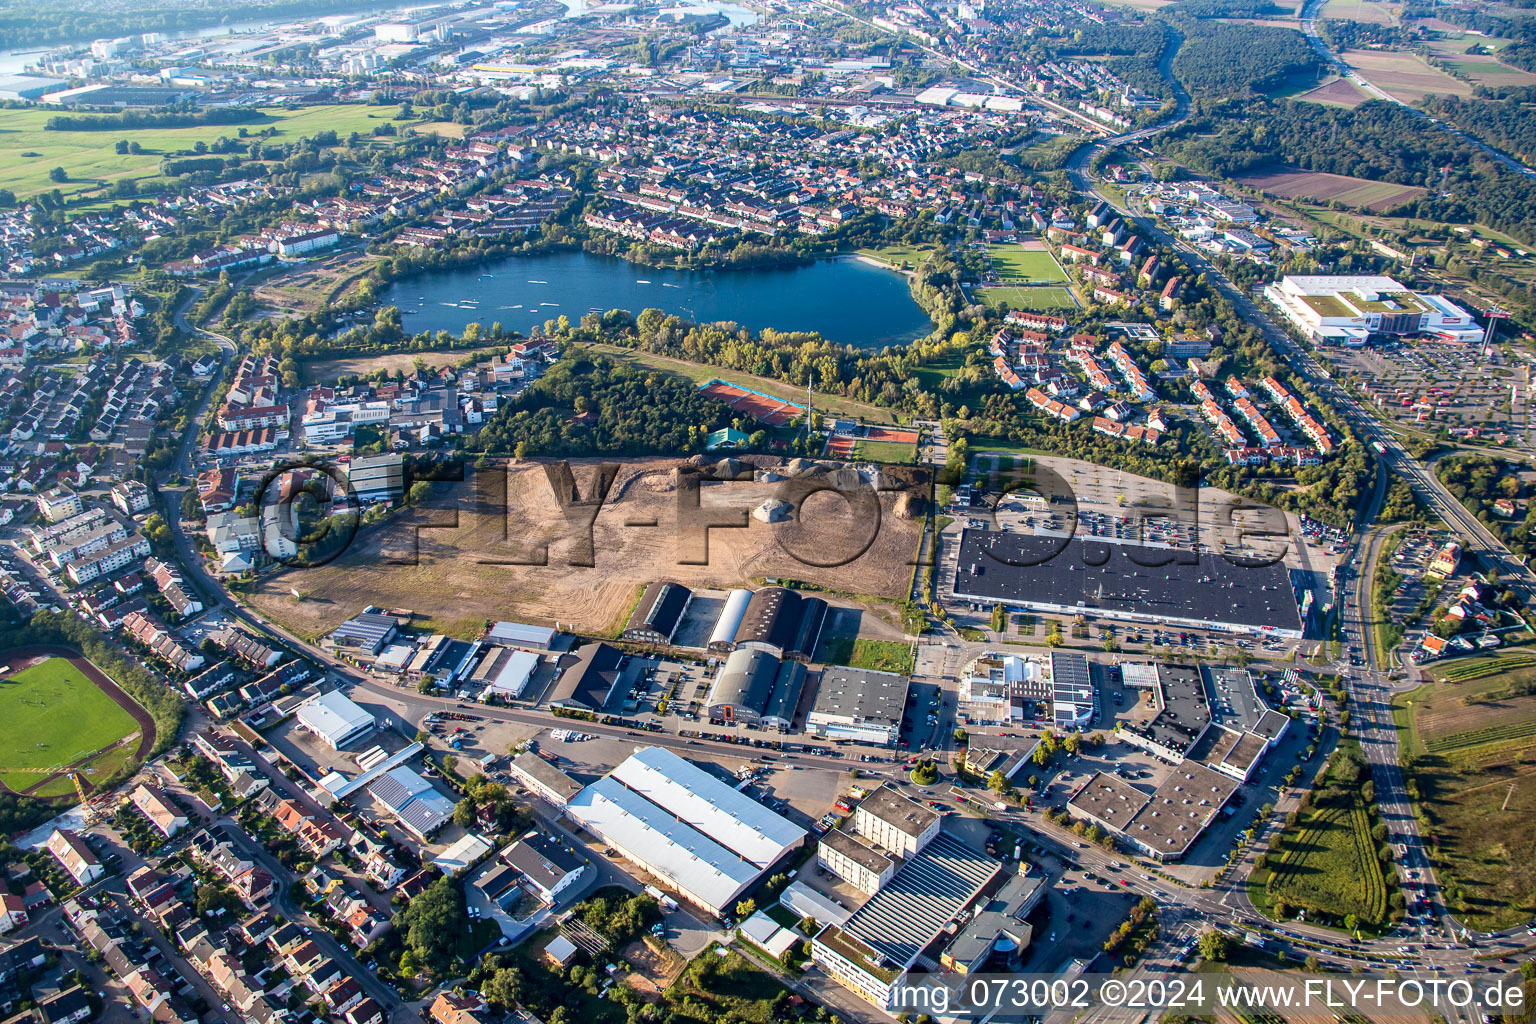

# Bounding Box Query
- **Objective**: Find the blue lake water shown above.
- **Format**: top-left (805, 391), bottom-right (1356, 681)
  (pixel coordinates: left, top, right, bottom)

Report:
top-left (379, 250), bottom-right (933, 350)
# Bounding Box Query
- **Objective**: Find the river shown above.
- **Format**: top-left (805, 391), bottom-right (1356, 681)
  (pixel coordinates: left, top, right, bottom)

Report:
top-left (378, 250), bottom-right (933, 349)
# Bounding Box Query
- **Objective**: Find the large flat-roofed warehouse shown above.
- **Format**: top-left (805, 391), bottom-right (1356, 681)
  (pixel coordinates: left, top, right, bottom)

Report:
top-left (1119, 662), bottom-right (1211, 762)
top-left (623, 582), bottom-right (691, 644)
top-left (564, 746), bottom-right (807, 917)
top-left (704, 648), bottom-right (806, 730)
top-left (294, 690), bottom-right (376, 750)
top-left (805, 666), bottom-right (909, 746)
top-left (811, 831), bottom-right (1005, 1007)
top-left (732, 586), bottom-right (827, 660)
top-left (951, 530), bottom-right (1303, 639)
top-left (1069, 762), bottom-right (1238, 861)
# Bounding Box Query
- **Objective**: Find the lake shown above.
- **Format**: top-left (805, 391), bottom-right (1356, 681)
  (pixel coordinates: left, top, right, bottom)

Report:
top-left (379, 250), bottom-right (934, 349)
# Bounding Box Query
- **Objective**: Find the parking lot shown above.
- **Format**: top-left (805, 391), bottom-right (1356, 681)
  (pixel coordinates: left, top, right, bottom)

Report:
top-left (1329, 338), bottom-right (1521, 439)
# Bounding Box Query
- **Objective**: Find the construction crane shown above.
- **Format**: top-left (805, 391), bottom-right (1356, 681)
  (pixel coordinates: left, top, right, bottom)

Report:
top-left (9, 767), bottom-right (92, 805)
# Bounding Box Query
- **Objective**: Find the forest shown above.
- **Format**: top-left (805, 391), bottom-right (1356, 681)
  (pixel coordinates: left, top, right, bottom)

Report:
top-left (1170, 21), bottom-right (1324, 99)
top-left (1421, 94), bottom-right (1536, 168)
top-left (470, 348), bottom-right (737, 458)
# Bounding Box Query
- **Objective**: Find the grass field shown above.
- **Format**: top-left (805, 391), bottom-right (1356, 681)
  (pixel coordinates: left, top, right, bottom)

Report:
top-left (1392, 659), bottom-right (1536, 929)
top-left (853, 438), bottom-right (917, 463)
top-left (854, 243), bottom-right (936, 269)
top-left (1260, 745), bottom-right (1393, 930)
top-left (589, 343), bottom-right (896, 425)
top-left (0, 104), bottom-right (404, 203)
top-left (818, 636), bottom-right (916, 674)
top-left (987, 243), bottom-right (1068, 283)
top-left (0, 657), bottom-right (137, 794)
top-left (977, 285), bottom-right (1079, 311)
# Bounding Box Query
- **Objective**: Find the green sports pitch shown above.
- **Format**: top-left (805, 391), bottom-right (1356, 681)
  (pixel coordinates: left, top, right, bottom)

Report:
top-left (0, 656), bottom-right (136, 794)
top-left (986, 244), bottom-right (1069, 283)
top-left (977, 286), bottom-right (1079, 311)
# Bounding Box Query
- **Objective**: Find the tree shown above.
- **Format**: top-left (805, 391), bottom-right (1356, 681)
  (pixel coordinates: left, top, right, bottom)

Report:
top-left (1343, 913), bottom-right (1359, 934)
top-left (409, 480), bottom-right (432, 504)
top-left (953, 727), bottom-right (968, 746)
top-left (48, 166), bottom-right (66, 182)
top-left (452, 796), bottom-right (476, 828)
top-left (1305, 954), bottom-right (1321, 973)
top-left (988, 770), bottom-right (1010, 793)
top-left (733, 899), bottom-right (755, 919)
top-left (483, 967), bottom-right (525, 1008)
top-left (1198, 930), bottom-right (1231, 963)
top-left (399, 876), bottom-right (469, 973)
top-left (442, 754), bottom-right (457, 775)
top-left (417, 678), bottom-right (435, 694)
top-left (800, 915), bottom-right (818, 934)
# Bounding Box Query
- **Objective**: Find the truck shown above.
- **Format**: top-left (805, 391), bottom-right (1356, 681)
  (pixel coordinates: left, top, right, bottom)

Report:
top-left (643, 885), bottom-right (679, 912)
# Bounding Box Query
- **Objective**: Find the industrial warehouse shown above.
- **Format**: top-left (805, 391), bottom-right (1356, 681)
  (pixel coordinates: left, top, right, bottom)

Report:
top-left (563, 746), bottom-right (807, 917)
top-left (950, 530), bottom-right (1305, 638)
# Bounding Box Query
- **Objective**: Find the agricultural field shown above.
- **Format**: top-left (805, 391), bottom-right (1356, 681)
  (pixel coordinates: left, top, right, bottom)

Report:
top-left (1293, 76), bottom-right (1372, 108)
top-left (1256, 745), bottom-right (1395, 930)
top-left (0, 104), bottom-right (404, 203)
top-left (0, 655), bottom-right (139, 796)
top-left (976, 285), bottom-right (1080, 311)
top-left (1233, 167), bottom-right (1426, 212)
top-left (985, 243), bottom-right (1069, 283)
top-left (1343, 49), bottom-right (1474, 102)
top-left (1392, 656), bottom-right (1536, 929)
top-left (248, 457), bottom-right (925, 640)
top-left (1321, 0), bottom-right (1399, 23)
top-left (1431, 51), bottom-right (1536, 88)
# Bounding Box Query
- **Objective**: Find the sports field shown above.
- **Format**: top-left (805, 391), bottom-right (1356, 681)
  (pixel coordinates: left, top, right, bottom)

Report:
top-left (0, 655), bottom-right (137, 794)
top-left (987, 243), bottom-right (1068, 283)
top-left (0, 104), bottom-right (403, 202)
top-left (977, 286), bottom-right (1079, 311)
top-left (1389, 656), bottom-right (1536, 929)
top-left (853, 438), bottom-right (917, 463)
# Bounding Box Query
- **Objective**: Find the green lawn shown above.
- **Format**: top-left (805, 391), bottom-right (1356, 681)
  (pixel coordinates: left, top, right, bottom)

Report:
top-left (854, 243), bottom-right (936, 269)
top-left (987, 244), bottom-right (1068, 282)
top-left (588, 342), bottom-right (896, 424)
top-left (853, 438), bottom-right (917, 463)
top-left (0, 104), bottom-right (404, 202)
top-left (977, 285), bottom-right (1079, 311)
top-left (1258, 744), bottom-right (1395, 931)
top-left (0, 657), bottom-right (136, 793)
top-left (819, 637), bottom-right (915, 674)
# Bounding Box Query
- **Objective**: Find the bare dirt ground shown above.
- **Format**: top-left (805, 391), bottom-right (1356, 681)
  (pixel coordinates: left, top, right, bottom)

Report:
top-left (1294, 76), bottom-right (1371, 108)
top-left (620, 938), bottom-right (687, 998)
top-left (253, 253), bottom-right (380, 314)
top-left (302, 346), bottom-right (502, 384)
top-left (251, 457), bottom-right (926, 639)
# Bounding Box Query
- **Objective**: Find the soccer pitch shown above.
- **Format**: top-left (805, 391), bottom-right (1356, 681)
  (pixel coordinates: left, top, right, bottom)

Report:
top-left (0, 656), bottom-right (136, 791)
top-left (977, 286), bottom-right (1079, 311)
top-left (987, 244), bottom-right (1068, 283)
